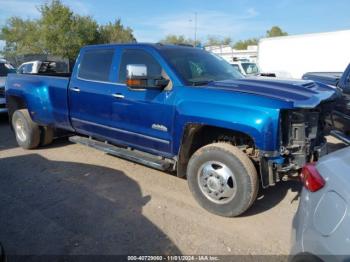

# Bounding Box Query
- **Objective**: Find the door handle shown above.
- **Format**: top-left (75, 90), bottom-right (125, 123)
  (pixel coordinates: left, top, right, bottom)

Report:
top-left (70, 87), bottom-right (80, 92)
top-left (112, 93), bottom-right (124, 99)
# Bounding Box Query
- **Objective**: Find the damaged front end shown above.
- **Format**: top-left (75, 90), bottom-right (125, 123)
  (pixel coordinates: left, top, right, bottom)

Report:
top-left (260, 104), bottom-right (330, 188)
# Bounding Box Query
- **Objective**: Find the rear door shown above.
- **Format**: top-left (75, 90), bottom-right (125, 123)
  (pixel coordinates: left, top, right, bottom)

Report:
top-left (68, 47), bottom-right (118, 139)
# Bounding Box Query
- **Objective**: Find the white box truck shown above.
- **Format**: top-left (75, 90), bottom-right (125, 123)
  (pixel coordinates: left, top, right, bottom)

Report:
top-left (258, 30), bottom-right (350, 79)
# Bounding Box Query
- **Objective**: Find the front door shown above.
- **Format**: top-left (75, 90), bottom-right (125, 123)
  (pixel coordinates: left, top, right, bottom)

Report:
top-left (109, 48), bottom-right (175, 155)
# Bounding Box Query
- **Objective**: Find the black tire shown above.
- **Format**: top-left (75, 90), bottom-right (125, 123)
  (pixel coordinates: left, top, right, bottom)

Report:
top-left (187, 142), bottom-right (258, 217)
top-left (11, 109), bottom-right (40, 149)
top-left (40, 126), bottom-right (54, 146)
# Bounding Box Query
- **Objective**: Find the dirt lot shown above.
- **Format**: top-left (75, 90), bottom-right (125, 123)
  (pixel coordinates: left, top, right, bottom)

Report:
top-left (0, 114), bottom-right (346, 256)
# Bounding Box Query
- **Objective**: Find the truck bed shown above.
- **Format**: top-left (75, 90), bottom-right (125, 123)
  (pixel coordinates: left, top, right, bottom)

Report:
top-left (5, 73), bottom-right (72, 130)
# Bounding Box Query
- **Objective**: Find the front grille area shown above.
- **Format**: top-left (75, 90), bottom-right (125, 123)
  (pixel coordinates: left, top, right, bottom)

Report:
top-left (0, 88), bottom-right (4, 98)
top-left (280, 108), bottom-right (326, 169)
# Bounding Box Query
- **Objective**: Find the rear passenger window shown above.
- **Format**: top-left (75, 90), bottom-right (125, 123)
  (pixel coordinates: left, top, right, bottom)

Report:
top-left (78, 49), bottom-right (114, 82)
top-left (118, 49), bottom-right (162, 83)
top-left (24, 64), bottom-right (33, 73)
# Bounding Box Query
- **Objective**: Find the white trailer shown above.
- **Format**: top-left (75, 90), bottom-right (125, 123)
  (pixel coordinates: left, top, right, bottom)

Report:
top-left (258, 30), bottom-right (350, 79)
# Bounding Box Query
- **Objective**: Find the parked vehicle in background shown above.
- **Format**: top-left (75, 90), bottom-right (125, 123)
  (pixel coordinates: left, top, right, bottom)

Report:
top-left (17, 60), bottom-right (69, 74)
top-left (258, 30), bottom-right (350, 79)
top-left (231, 61), bottom-right (276, 77)
top-left (204, 45), bottom-right (258, 64)
top-left (291, 147), bottom-right (350, 261)
top-left (231, 61), bottom-right (259, 76)
top-left (303, 72), bottom-right (342, 87)
top-left (0, 59), bottom-right (16, 113)
top-left (5, 43), bottom-right (337, 217)
top-left (303, 64), bottom-right (350, 145)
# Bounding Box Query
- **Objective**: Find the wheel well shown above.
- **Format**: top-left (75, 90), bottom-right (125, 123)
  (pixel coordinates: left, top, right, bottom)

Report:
top-left (177, 124), bottom-right (256, 178)
top-left (7, 96), bottom-right (27, 126)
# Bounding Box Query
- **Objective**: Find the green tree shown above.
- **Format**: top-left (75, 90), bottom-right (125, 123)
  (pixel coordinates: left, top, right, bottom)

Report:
top-left (206, 36), bottom-right (232, 46)
top-left (222, 37), bottom-right (233, 45)
top-left (38, 0), bottom-right (100, 60)
top-left (229, 26), bottom-right (287, 51)
top-left (1, 17), bottom-right (43, 59)
top-left (160, 35), bottom-right (194, 45)
top-left (266, 26), bottom-right (288, 37)
top-left (98, 19), bottom-right (135, 44)
top-left (0, 0), bottom-right (136, 61)
top-left (233, 38), bottom-right (258, 50)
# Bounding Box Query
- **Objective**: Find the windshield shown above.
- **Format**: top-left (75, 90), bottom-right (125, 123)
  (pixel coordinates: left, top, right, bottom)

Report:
top-left (160, 47), bottom-right (243, 85)
top-left (0, 63), bottom-right (16, 77)
top-left (241, 63), bottom-right (259, 75)
top-left (231, 64), bottom-right (242, 74)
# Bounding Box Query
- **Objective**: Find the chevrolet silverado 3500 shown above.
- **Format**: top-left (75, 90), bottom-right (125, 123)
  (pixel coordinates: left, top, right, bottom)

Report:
top-left (5, 43), bottom-right (337, 216)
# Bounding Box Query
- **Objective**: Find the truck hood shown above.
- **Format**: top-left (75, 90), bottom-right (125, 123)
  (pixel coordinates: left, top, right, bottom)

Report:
top-left (205, 78), bottom-right (337, 108)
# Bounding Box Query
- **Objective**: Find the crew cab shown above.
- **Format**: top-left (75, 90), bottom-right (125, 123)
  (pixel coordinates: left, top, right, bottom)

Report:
top-left (303, 64), bottom-right (350, 144)
top-left (5, 43), bottom-right (337, 217)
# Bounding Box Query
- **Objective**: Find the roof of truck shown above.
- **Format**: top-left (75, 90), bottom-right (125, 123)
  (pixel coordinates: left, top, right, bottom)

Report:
top-left (82, 42), bottom-right (196, 51)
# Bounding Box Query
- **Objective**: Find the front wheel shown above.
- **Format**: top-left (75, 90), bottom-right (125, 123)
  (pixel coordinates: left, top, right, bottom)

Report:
top-left (187, 142), bottom-right (258, 217)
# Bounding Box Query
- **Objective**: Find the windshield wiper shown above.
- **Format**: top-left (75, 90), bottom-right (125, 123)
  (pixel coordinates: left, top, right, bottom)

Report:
top-left (190, 80), bottom-right (214, 86)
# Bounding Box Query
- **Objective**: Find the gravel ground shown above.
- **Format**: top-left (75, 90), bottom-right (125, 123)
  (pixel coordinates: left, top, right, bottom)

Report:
top-left (0, 114), bottom-right (346, 256)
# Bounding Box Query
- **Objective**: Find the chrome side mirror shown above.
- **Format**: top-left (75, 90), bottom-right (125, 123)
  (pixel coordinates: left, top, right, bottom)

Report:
top-left (126, 64), bottom-right (147, 79)
top-left (125, 64), bottom-right (148, 89)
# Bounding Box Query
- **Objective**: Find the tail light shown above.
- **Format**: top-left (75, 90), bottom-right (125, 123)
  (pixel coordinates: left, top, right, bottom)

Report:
top-left (300, 163), bottom-right (325, 192)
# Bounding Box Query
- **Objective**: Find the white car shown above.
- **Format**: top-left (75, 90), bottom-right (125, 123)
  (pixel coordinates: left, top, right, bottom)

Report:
top-left (230, 61), bottom-right (260, 76)
top-left (17, 60), bottom-right (69, 74)
top-left (291, 146), bottom-right (350, 261)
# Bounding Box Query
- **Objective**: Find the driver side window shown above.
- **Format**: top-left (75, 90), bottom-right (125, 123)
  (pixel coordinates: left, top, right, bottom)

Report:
top-left (118, 49), bottom-right (162, 83)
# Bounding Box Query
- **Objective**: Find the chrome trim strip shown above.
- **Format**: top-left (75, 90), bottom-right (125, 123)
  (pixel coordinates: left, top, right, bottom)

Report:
top-left (76, 76), bottom-right (126, 86)
top-left (71, 117), bottom-right (170, 144)
top-left (112, 94), bottom-right (125, 99)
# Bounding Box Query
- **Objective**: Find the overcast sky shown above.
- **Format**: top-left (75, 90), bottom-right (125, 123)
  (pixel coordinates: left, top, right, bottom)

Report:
top-left (0, 0), bottom-right (350, 46)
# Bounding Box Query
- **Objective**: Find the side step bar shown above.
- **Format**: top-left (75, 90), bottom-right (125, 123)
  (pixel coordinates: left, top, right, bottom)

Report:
top-left (330, 130), bottom-right (350, 145)
top-left (69, 136), bottom-right (176, 171)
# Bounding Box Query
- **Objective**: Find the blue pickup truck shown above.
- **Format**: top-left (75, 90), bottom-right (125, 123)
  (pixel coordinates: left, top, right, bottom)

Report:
top-left (303, 64), bottom-right (350, 144)
top-left (5, 43), bottom-right (337, 216)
